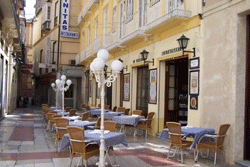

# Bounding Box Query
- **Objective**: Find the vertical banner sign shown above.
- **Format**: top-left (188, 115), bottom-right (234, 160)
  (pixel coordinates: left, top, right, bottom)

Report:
top-left (45, 37), bottom-right (51, 66)
top-left (61, 0), bottom-right (70, 31)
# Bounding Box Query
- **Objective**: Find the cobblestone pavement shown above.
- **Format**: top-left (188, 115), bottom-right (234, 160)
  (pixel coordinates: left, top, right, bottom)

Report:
top-left (0, 106), bottom-right (236, 167)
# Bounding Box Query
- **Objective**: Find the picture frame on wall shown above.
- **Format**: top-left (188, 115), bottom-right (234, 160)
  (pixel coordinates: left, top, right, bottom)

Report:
top-left (190, 95), bottom-right (198, 110)
top-left (189, 70), bottom-right (199, 95)
top-left (149, 68), bottom-right (157, 104)
top-left (123, 73), bottom-right (130, 101)
top-left (189, 57), bottom-right (199, 69)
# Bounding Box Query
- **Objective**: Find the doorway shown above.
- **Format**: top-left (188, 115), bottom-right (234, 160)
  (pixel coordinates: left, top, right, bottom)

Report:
top-left (244, 14), bottom-right (250, 160)
top-left (106, 85), bottom-right (112, 109)
top-left (164, 57), bottom-right (188, 126)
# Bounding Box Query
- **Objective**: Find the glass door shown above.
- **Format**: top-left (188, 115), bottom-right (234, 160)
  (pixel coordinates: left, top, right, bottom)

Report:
top-left (138, 0), bottom-right (147, 28)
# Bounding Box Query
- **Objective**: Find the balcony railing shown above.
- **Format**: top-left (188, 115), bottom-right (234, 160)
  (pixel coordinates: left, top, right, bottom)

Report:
top-left (104, 28), bottom-right (119, 50)
top-left (41, 20), bottom-right (51, 34)
top-left (80, 49), bottom-right (86, 62)
top-left (86, 43), bottom-right (93, 58)
top-left (93, 35), bottom-right (103, 54)
top-left (54, 16), bottom-right (58, 27)
top-left (75, 53), bottom-right (80, 65)
top-left (88, 0), bottom-right (100, 10)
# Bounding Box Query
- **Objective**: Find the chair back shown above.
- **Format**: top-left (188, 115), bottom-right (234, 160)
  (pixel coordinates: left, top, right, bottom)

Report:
top-left (81, 104), bottom-right (86, 108)
top-left (52, 114), bottom-right (61, 120)
top-left (104, 105), bottom-right (110, 110)
top-left (65, 107), bottom-right (72, 112)
top-left (54, 118), bottom-right (69, 140)
top-left (81, 112), bottom-right (89, 121)
top-left (95, 117), bottom-right (101, 129)
top-left (124, 108), bottom-right (130, 115)
top-left (64, 104), bottom-right (67, 109)
top-left (216, 124), bottom-right (230, 147)
top-left (117, 107), bottom-right (125, 113)
top-left (69, 109), bottom-right (77, 116)
top-left (47, 113), bottom-right (56, 122)
top-left (48, 110), bottom-right (57, 114)
top-left (132, 110), bottom-right (142, 116)
top-left (42, 104), bottom-right (49, 107)
top-left (104, 121), bottom-right (117, 132)
top-left (67, 126), bottom-right (86, 154)
top-left (112, 106), bottom-right (117, 112)
top-left (146, 112), bottom-right (155, 128)
top-left (98, 104), bottom-right (101, 107)
top-left (166, 122), bottom-right (182, 146)
top-left (85, 106), bottom-right (90, 111)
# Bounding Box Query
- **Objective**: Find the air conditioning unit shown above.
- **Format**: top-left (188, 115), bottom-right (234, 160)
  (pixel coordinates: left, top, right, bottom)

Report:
top-left (69, 60), bottom-right (76, 66)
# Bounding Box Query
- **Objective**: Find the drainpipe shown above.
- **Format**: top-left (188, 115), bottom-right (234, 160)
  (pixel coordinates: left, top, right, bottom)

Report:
top-left (57, 0), bottom-right (62, 73)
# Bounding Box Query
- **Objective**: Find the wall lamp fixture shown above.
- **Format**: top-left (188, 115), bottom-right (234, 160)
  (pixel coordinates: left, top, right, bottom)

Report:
top-left (177, 34), bottom-right (196, 57)
top-left (140, 49), bottom-right (154, 66)
top-left (118, 58), bottom-right (128, 71)
top-left (84, 70), bottom-right (89, 77)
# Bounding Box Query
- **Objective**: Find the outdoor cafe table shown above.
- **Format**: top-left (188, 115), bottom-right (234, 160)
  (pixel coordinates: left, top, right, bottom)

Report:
top-left (159, 126), bottom-right (215, 150)
top-left (59, 130), bottom-right (128, 152)
top-left (112, 115), bottom-right (145, 132)
top-left (50, 120), bottom-right (97, 132)
top-left (89, 109), bottom-right (111, 116)
top-left (104, 112), bottom-right (124, 119)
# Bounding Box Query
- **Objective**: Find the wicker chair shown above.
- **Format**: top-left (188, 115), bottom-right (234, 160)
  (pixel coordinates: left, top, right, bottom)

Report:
top-left (65, 107), bottom-right (72, 113)
top-left (112, 106), bottom-right (117, 112)
top-left (124, 108), bottom-right (130, 115)
top-left (87, 117), bottom-right (101, 130)
top-left (81, 104), bottom-right (86, 109)
top-left (104, 105), bottom-right (110, 110)
top-left (166, 122), bottom-right (192, 163)
top-left (85, 106), bottom-right (90, 112)
top-left (54, 118), bottom-right (69, 151)
top-left (134, 112), bottom-right (155, 137)
top-left (132, 110), bottom-right (142, 116)
top-left (117, 107), bottom-right (125, 113)
top-left (47, 113), bottom-right (56, 131)
top-left (67, 126), bottom-right (100, 167)
top-left (81, 112), bottom-right (89, 121)
top-left (42, 104), bottom-right (49, 107)
top-left (97, 104), bottom-right (101, 107)
top-left (195, 124), bottom-right (230, 165)
top-left (64, 104), bottom-right (67, 109)
top-left (48, 110), bottom-right (57, 114)
top-left (69, 109), bottom-right (77, 116)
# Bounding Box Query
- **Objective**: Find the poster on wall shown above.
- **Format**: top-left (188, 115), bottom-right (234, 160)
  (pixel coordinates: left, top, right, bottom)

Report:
top-left (123, 73), bottom-right (130, 101)
top-left (189, 70), bottom-right (199, 95)
top-left (190, 95), bottom-right (198, 110)
top-left (149, 69), bottom-right (157, 104)
top-left (89, 80), bottom-right (92, 97)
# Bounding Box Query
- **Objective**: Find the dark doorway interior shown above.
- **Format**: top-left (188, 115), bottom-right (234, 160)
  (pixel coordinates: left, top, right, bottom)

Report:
top-left (106, 85), bottom-right (112, 109)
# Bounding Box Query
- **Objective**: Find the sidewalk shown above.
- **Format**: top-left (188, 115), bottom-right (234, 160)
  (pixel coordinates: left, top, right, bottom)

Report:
top-left (0, 106), bottom-right (236, 167)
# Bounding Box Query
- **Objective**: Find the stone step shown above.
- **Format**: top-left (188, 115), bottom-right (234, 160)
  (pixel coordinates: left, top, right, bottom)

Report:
top-left (235, 160), bottom-right (250, 167)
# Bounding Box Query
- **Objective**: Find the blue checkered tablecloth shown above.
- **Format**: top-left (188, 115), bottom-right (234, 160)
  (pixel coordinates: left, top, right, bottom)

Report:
top-left (112, 115), bottom-right (145, 126)
top-left (89, 109), bottom-right (111, 116)
top-left (59, 130), bottom-right (128, 152)
top-left (104, 112), bottom-right (124, 119)
top-left (90, 107), bottom-right (100, 110)
top-left (50, 107), bottom-right (62, 110)
top-left (159, 126), bottom-right (215, 150)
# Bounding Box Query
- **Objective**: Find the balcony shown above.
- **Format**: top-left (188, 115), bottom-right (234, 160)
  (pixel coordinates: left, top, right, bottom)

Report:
top-left (86, 43), bottom-right (93, 58)
top-left (75, 53), bottom-right (80, 65)
top-left (93, 35), bottom-right (103, 54)
top-left (88, 0), bottom-right (100, 11)
top-left (41, 20), bottom-right (51, 34)
top-left (80, 49), bottom-right (86, 62)
top-left (104, 28), bottom-right (120, 52)
top-left (82, 4), bottom-right (90, 19)
top-left (144, 1), bottom-right (191, 34)
top-left (77, 11), bottom-right (82, 25)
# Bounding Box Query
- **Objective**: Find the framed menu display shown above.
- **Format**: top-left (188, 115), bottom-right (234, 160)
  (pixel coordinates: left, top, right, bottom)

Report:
top-left (123, 73), bottom-right (130, 101)
top-left (189, 57), bottom-right (199, 69)
top-left (149, 69), bottom-right (157, 104)
top-left (189, 70), bottom-right (199, 95)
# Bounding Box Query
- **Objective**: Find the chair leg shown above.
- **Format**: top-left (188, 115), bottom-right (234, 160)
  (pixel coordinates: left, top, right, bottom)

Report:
top-left (69, 158), bottom-right (73, 167)
top-left (134, 128), bottom-right (137, 137)
top-left (214, 153), bottom-right (217, 165)
top-left (181, 151), bottom-right (184, 163)
top-left (54, 139), bottom-right (57, 152)
top-left (195, 150), bottom-right (199, 162)
top-left (84, 159), bottom-right (87, 167)
top-left (145, 129), bottom-right (147, 138)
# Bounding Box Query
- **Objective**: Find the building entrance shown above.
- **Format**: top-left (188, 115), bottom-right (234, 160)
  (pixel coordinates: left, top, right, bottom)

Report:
top-left (164, 57), bottom-right (188, 126)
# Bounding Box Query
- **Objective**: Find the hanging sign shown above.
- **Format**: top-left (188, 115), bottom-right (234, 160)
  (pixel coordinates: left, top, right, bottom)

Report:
top-left (61, 0), bottom-right (70, 31)
top-left (45, 37), bottom-right (51, 65)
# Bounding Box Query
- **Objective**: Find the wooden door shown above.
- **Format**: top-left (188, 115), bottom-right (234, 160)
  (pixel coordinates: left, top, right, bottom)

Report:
top-left (244, 14), bottom-right (250, 160)
top-left (136, 66), bottom-right (149, 117)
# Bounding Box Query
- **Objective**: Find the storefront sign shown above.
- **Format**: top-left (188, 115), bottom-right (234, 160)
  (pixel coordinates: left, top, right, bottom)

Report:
top-left (61, 31), bottom-right (79, 38)
top-left (45, 37), bottom-right (51, 65)
top-left (162, 47), bottom-right (181, 56)
top-left (61, 0), bottom-right (70, 31)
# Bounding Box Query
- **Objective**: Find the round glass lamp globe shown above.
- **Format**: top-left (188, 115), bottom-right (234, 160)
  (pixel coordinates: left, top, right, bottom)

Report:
top-left (111, 60), bottom-right (123, 73)
top-left (55, 79), bottom-right (61, 85)
top-left (97, 49), bottom-right (109, 61)
top-left (66, 79), bottom-right (72, 86)
top-left (51, 83), bottom-right (55, 87)
top-left (90, 62), bottom-right (95, 72)
top-left (61, 75), bottom-right (66, 81)
top-left (93, 58), bottom-right (105, 70)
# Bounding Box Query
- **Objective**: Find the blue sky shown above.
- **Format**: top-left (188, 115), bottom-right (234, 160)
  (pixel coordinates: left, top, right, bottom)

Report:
top-left (24, 0), bottom-right (36, 19)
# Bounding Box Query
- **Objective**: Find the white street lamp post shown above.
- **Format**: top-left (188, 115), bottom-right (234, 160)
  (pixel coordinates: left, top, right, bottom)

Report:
top-left (90, 49), bottom-right (123, 167)
top-left (51, 83), bottom-right (60, 110)
top-left (55, 75), bottom-right (72, 116)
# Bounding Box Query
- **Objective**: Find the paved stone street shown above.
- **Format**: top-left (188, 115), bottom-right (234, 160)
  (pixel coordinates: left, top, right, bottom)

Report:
top-left (0, 106), bottom-right (236, 167)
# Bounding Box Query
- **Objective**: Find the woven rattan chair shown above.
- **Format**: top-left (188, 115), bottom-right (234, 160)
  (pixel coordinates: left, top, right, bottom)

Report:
top-left (85, 106), bottom-right (90, 112)
top-left (47, 113), bottom-right (56, 131)
top-left (124, 108), bottom-right (130, 115)
top-left (104, 105), bottom-right (110, 110)
top-left (67, 126), bottom-right (100, 167)
top-left (81, 112), bottom-right (89, 121)
top-left (166, 122), bottom-right (192, 163)
top-left (112, 106), bottom-right (117, 112)
top-left (48, 110), bottom-right (57, 114)
top-left (132, 110), bottom-right (142, 116)
top-left (69, 109), bottom-right (77, 116)
top-left (87, 117), bottom-right (101, 130)
top-left (81, 104), bottom-right (86, 109)
top-left (64, 104), bottom-right (67, 109)
top-left (54, 118), bottom-right (69, 151)
top-left (97, 104), bottom-right (101, 107)
top-left (134, 112), bottom-right (155, 137)
top-left (42, 104), bottom-right (49, 107)
top-left (117, 107), bottom-right (125, 113)
top-left (65, 107), bottom-right (72, 113)
top-left (195, 124), bottom-right (230, 165)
